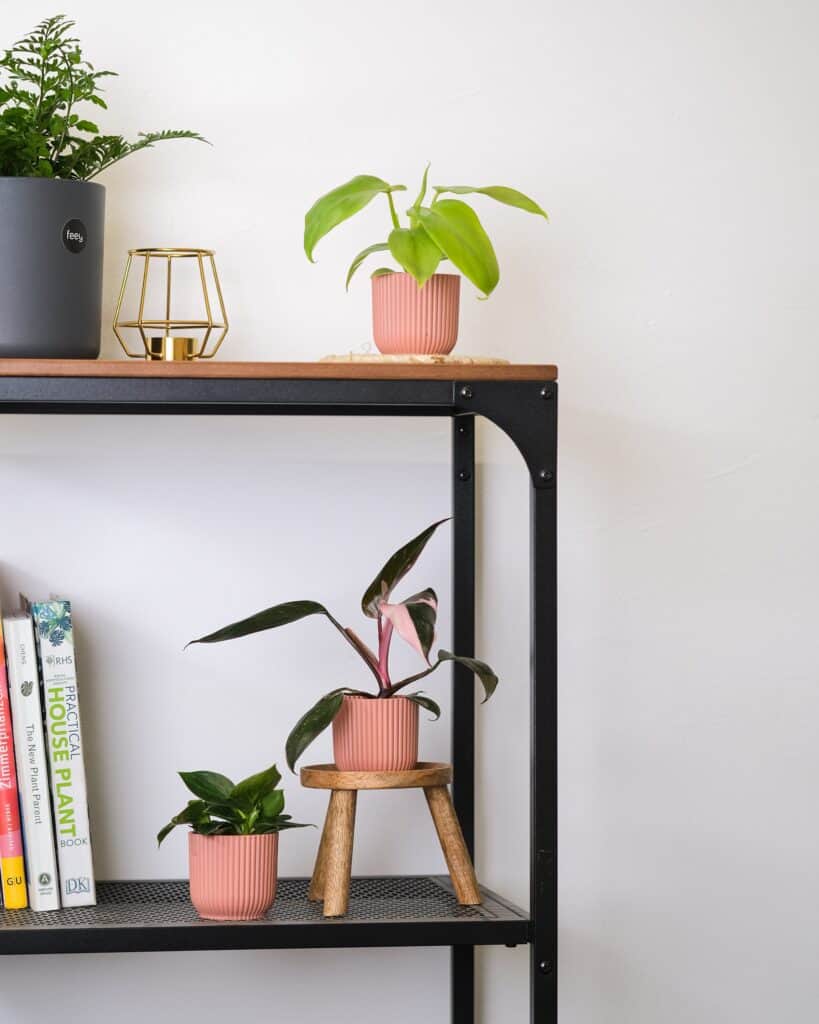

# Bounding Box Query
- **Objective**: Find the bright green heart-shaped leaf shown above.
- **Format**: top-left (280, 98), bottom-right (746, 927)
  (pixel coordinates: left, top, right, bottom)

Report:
top-left (388, 226), bottom-right (442, 288)
top-left (304, 175), bottom-right (403, 262)
top-left (346, 242), bottom-right (390, 290)
top-left (179, 770), bottom-right (234, 802)
top-left (361, 518), bottom-right (449, 618)
top-left (231, 764), bottom-right (282, 807)
top-left (379, 588), bottom-right (438, 661)
top-left (404, 692), bottom-right (441, 720)
top-left (439, 649), bottom-right (498, 702)
top-left (416, 200), bottom-right (499, 297)
top-left (188, 600), bottom-right (336, 646)
top-left (285, 687), bottom-right (355, 772)
top-left (432, 185), bottom-right (548, 219)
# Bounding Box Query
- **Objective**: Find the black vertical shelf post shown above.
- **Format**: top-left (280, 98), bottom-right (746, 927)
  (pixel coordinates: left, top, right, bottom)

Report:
top-left (453, 378), bottom-right (559, 1024)
top-left (451, 415), bottom-right (476, 1023)
top-left (531, 384), bottom-right (558, 1023)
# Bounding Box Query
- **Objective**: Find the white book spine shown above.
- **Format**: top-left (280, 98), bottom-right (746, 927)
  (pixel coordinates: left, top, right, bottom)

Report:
top-left (4, 614), bottom-right (60, 912)
top-left (32, 601), bottom-right (96, 907)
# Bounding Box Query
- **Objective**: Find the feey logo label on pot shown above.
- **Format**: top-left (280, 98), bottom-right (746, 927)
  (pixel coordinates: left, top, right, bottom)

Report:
top-left (62, 219), bottom-right (87, 253)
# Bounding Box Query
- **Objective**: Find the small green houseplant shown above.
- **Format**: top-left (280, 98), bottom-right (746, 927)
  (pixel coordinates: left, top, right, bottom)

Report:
top-left (304, 165), bottom-right (547, 355)
top-left (189, 518), bottom-right (498, 774)
top-left (158, 763), bottom-right (309, 920)
top-left (0, 15), bottom-right (206, 359)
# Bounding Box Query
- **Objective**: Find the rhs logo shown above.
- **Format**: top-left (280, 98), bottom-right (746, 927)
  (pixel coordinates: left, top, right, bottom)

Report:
top-left (62, 219), bottom-right (87, 253)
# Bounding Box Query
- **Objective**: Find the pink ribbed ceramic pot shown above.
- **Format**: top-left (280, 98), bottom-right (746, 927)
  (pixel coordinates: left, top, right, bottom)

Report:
top-left (372, 272), bottom-right (460, 355)
top-left (188, 833), bottom-right (278, 921)
top-left (333, 695), bottom-right (419, 771)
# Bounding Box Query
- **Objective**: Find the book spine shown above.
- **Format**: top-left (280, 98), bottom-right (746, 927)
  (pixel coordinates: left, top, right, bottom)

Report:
top-left (4, 615), bottom-right (60, 912)
top-left (32, 601), bottom-right (96, 907)
top-left (0, 616), bottom-right (28, 909)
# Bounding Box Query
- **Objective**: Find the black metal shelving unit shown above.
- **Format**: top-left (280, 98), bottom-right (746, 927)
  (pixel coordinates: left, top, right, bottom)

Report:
top-left (0, 364), bottom-right (558, 1024)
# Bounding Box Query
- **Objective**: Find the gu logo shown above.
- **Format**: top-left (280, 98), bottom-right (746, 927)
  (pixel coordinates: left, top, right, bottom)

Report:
top-left (20, 680), bottom-right (33, 697)
top-left (62, 219), bottom-right (87, 253)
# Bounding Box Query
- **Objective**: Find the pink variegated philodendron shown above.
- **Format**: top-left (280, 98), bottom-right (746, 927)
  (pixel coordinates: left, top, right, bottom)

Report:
top-left (189, 519), bottom-right (498, 771)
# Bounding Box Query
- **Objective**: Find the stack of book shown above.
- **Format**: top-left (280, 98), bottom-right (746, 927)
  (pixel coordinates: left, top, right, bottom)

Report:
top-left (0, 599), bottom-right (96, 912)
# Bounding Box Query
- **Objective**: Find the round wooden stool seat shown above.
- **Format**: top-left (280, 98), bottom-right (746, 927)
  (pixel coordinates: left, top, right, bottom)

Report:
top-left (301, 761), bottom-right (480, 917)
top-left (300, 761), bottom-right (452, 791)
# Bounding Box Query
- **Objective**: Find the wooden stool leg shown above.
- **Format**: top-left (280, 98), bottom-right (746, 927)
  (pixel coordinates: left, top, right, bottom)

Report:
top-left (424, 785), bottom-right (481, 905)
top-left (308, 793), bottom-right (335, 901)
top-left (322, 789), bottom-right (357, 917)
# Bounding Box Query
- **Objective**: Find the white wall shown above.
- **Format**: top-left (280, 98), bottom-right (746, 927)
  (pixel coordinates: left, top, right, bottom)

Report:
top-left (1, 0), bottom-right (818, 1020)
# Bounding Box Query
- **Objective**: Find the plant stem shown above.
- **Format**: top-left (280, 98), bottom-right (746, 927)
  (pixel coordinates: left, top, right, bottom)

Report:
top-left (377, 615), bottom-right (393, 693)
top-left (342, 626), bottom-right (382, 691)
top-left (382, 657), bottom-right (442, 697)
top-left (387, 191), bottom-right (400, 230)
top-left (411, 163), bottom-right (430, 211)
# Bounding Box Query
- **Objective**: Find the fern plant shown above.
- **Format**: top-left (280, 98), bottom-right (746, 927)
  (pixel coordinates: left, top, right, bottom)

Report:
top-left (0, 15), bottom-right (206, 180)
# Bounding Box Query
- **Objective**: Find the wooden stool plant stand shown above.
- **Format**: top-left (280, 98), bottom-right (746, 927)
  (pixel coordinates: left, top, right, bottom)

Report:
top-left (301, 762), bottom-right (481, 917)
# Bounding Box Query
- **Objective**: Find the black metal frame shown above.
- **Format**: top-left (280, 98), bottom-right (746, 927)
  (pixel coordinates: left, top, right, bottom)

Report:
top-left (0, 373), bottom-right (558, 1024)
top-left (0, 876), bottom-right (529, 955)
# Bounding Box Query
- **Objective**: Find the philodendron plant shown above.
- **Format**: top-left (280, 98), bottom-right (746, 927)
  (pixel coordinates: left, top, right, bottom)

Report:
top-left (189, 519), bottom-right (498, 771)
top-left (157, 763), bottom-right (309, 845)
top-left (304, 165), bottom-right (547, 297)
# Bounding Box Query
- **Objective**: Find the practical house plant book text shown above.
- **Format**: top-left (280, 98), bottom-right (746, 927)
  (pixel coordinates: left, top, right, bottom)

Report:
top-left (32, 600), bottom-right (96, 907)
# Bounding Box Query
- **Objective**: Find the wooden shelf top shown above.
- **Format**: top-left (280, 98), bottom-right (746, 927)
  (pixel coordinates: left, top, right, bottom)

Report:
top-left (0, 359), bottom-right (557, 382)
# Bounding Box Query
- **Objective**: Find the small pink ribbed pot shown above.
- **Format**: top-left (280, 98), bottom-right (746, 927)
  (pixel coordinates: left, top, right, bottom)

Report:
top-left (333, 695), bottom-right (419, 771)
top-left (188, 833), bottom-right (278, 921)
top-left (372, 272), bottom-right (460, 355)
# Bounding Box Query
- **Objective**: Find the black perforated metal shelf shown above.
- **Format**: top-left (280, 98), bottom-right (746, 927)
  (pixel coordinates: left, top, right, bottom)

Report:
top-left (0, 876), bottom-right (531, 955)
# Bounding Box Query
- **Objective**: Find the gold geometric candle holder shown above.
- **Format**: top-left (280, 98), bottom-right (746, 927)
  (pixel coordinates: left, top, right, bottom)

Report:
top-left (113, 248), bottom-right (228, 361)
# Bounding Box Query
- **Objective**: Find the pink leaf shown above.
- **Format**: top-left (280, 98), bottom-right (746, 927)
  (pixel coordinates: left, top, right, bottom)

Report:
top-left (379, 588), bottom-right (438, 662)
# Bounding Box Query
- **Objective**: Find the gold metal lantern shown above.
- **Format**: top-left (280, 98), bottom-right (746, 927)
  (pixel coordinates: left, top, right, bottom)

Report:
top-left (113, 248), bottom-right (228, 360)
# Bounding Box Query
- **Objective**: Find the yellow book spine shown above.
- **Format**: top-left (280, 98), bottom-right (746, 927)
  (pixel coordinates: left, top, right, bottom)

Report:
top-left (1, 856), bottom-right (28, 910)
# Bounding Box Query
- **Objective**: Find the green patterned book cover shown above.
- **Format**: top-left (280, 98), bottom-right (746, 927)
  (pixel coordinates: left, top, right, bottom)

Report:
top-left (32, 601), bottom-right (96, 907)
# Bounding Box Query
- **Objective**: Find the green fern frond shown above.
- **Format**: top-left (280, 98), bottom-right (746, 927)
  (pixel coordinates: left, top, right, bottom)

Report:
top-left (0, 16), bottom-right (206, 179)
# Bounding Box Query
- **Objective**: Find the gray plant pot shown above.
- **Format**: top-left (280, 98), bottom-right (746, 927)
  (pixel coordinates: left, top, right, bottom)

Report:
top-left (0, 178), bottom-right (105, 359)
